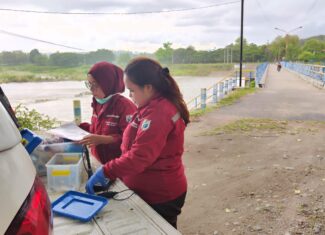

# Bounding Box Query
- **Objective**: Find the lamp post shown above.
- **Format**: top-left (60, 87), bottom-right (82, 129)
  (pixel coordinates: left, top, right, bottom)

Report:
top-left (239, 0), bottom-right (244, 87)
top-left (274, 26), bottom-right (303, 60)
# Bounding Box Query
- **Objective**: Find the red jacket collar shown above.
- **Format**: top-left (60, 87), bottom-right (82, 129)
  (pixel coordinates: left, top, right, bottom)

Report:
top-left (137, 93), bottom-right (163, 117)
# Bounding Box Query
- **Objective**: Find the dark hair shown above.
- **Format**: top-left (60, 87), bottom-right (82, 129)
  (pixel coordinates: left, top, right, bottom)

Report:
top-left (125, 57), bottom-right (190, 125)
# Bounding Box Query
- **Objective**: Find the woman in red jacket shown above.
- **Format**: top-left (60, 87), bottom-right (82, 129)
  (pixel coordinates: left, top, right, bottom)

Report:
top-left (86, 57), bottom-right (190, 228)
top-left (79, 61), bottom-right (136, 164)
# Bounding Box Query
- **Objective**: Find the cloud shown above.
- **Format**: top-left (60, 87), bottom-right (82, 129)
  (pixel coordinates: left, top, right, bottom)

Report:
top-left (0, 0), bottom-right (195, 12)
top-left (0, 0), bottom-right (324, 52)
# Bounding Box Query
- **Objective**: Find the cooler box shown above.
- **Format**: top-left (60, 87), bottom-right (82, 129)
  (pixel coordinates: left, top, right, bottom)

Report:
top-left (20, 128), bottom-right (42, 154)
top-left (46, 153), bottom-right (83, 192)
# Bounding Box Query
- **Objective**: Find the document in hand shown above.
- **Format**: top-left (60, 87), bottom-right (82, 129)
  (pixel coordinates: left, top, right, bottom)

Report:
top-left (48, 122), bottom-right (90, 141)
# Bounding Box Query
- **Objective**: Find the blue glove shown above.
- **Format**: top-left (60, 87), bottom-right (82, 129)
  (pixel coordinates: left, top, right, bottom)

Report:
top-left (85, 166), bottom-right (109, 194)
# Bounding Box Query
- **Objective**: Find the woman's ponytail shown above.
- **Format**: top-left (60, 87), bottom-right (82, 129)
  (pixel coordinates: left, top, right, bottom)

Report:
top-left (125, 57), bottom-right (190, 125)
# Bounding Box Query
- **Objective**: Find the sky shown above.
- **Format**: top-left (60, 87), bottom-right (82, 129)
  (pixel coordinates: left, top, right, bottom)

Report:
top-left (0, 0), bottom-right (324, 53)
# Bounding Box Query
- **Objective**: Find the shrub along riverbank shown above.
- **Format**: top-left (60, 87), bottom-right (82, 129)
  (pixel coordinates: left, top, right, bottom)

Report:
top-left (0, 63), bottom-right (234, 83)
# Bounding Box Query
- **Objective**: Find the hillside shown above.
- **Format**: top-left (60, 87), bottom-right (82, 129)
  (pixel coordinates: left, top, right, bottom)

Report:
top-left (300, 35), bottom-right (325, 44)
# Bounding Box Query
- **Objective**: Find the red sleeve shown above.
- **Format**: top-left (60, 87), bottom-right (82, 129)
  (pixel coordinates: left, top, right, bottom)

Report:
top-left (79, 122), bottom-right (90, 132)
top-left (103, 109), bottom-right (173, 180)
top-left (109, 98), bottom-right (136, 145)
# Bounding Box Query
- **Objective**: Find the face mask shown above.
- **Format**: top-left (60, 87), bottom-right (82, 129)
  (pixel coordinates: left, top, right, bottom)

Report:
top-left (95, 94), bottom-right (114, 104)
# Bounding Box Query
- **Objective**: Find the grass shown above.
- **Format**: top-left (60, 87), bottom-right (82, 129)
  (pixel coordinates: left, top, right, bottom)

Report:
top-left (0, 63), bottom-right (234, 83)
top-left (190, 86), bottom-right (257, 120)
top-left (207, 118), bottom-right (288, 135)
top-left (190, 105), bottom-right (218, 120)
top-left (169, 63), bottom-right (233, 76)
top-left (217, 86), bottom-right (256, 107)
top-left (0, 64), bottom-right (90, 83)
top-left (203, 118), bottom-right (325, 136)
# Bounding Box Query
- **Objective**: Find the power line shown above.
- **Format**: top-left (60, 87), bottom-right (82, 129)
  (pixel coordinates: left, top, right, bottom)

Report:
top-left (254, 0), bottom-right (283, 38)
top-left (300, 0), bottom-right (319, 23)
top-left (0, 1), bottom-right (240, 15)
top-left (305, 0), bottom-right (319, 16)
top-left (0, 29), bottom-right (84, 51)
top-left (254, 0), bottom-right (273, 26)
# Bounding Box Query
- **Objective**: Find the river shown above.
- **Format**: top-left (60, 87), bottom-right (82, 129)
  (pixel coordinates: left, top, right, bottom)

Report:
top-left (2, 76), bottom-right (222, 122)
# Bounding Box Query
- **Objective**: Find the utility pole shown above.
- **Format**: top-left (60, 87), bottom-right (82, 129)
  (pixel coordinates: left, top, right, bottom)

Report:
top-left (239, 0), bottom-right (244, 87)
top-left (285, 34), bottom-right (289, 60)
top-left (230, 47), bottom-right (233, 64)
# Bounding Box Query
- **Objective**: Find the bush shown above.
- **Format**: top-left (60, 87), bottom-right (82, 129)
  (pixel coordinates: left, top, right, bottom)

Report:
top-left (14, 104), bottom-right (57, 131)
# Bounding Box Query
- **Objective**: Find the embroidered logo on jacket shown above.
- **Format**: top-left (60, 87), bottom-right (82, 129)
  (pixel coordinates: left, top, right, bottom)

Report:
top-left (141, 119), bottom-right (151, 131)
top-left (126, 115), bottom-right (133, 123)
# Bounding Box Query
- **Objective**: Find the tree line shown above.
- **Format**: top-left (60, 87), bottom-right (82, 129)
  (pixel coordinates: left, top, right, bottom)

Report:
top-left (0, 35), bottom-right (324, 67)
top-left (155, 36), bottom-right (325, 64)
top-left (0, 49), bottom-right (117, 66)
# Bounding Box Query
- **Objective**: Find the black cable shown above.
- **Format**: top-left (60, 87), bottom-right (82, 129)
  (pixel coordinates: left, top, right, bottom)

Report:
top-left (80, 149), bottom-right (133, 200)
top-left (82, 145), bottom-right (93, 179)
top-left (299, 0), bottom-right (319, 25)
top-left (97, 188), bottom-right (135, 201)
top-left (0, 29), bottom-right (84, 51)
top-left (112, 189), bottom-right (135, 201)
top-left (0, 1), bottom-right (240, 15)
top-left (304, 0), bottom-right (319, 17)
top-left (254, 0), bottom-right (273, 26)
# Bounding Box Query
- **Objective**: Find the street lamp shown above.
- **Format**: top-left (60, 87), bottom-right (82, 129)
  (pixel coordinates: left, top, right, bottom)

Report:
top-left (239, 0), bottom-right (244, 87)
top-left (274, 26), bottom-right (303, 60)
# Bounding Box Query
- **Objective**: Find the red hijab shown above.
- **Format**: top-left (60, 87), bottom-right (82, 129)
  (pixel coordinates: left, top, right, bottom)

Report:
top-left (88, 62), bottom-right (125, 97)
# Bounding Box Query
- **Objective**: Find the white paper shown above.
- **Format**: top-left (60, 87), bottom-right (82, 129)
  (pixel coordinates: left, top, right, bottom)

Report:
top-left (48, 122), bottom-right (90, 141)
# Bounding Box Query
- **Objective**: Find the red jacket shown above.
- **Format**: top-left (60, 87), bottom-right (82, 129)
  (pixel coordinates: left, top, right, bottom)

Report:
top-left (80, 94), bottom-right (136, 164)
top-left (104, 95), bottom-right (187, 204)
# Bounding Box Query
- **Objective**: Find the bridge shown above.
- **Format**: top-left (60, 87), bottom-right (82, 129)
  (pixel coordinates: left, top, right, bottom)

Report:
top-left (188, 62), bottom-right (325, 121)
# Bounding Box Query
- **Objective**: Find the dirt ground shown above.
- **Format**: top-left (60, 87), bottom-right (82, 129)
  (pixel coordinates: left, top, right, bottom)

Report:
top-left (178, 116), bottom-right (325, 235)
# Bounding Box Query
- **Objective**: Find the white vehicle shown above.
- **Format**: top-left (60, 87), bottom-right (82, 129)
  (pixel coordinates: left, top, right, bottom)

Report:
top-left (0, 87), bottom-right (52, 234)
top-left (0, 87), bottom-right (180, 235)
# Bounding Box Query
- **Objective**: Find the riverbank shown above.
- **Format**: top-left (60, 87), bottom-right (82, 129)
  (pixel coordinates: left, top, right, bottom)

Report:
top-left (0, 63), bottom-right (234, 83)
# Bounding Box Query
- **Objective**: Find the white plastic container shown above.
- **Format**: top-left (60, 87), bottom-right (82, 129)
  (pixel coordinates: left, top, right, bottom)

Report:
top-left (46, 153), bottom-right (83, 192)
top-left (31, 142), bottom-right (83, 177)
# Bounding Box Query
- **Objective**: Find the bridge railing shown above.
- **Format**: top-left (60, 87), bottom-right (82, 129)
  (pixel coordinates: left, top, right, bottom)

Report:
top-left (282, 62), bottom-right (325, 85)
top-left (186, 68), bottom-right (259, 111)
top-left (255, 63), bottom-right (269, 87)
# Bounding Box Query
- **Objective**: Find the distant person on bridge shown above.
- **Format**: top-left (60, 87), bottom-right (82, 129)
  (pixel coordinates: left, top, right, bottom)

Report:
top-left (277, 62), bottom-right (282, 72)
top-left (85, 57), bottom-right (189, 229)
top-left (78, 61), bottom-right (136, 164)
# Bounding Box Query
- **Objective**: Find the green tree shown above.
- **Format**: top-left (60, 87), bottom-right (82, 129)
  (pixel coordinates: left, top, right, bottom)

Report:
top-left (29, 49), bottom-right (41, 64)
top-left (155, 42), bottom-right (173, 64)
top-left (115, 52), bottom-right (132, 67)
top-left (85, 49), bottom-right (115, 64)
top-left (268, 36), bottom-right (286, 61)
top-left (0, 51), bottom-right (29, 65)
top-left (29, 49), bottom-right (48, 66)
top-left (298, 51), bottom-right (314, 62)
top-left (303, 39), bottom-right (324, 54)
top-left (286, 35), bottom-right (300, 60)
top-left (49, 52), bottom-right (83, 67)
top-left (234, 37), bottom-right (248, 47)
